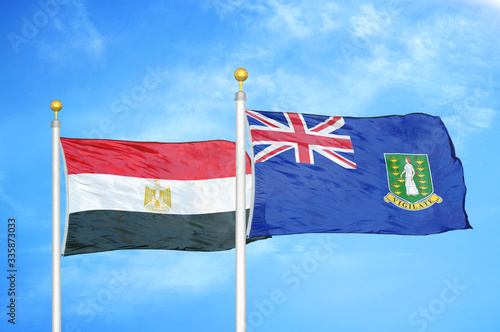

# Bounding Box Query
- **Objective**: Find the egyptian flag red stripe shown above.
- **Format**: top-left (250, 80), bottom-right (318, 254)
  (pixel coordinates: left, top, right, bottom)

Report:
top-left (62, 138), bottom-right (250, 179)
top-left (60, 138), bottom-right (260, 256)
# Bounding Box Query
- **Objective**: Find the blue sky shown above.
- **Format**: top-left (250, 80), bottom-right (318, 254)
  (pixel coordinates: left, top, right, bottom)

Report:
top-left (1, 0), bottom-right (500, 331)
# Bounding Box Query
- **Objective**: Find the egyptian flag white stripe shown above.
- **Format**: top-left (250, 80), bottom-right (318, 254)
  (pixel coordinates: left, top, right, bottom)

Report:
top-left (60, 138), bottom-right (259, 256)
top-left (68, 173), bottom-right (252, 214)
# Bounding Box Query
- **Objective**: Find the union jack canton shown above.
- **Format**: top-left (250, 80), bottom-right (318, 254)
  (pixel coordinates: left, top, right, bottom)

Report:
top-left (245, 110), bottom-right (356, 169)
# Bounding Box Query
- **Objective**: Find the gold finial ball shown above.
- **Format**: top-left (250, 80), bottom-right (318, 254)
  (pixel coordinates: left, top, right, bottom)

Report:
top-left (51, 100), bottom-right (62, 112)
top-left (234, 68), bottom-right (248, 82)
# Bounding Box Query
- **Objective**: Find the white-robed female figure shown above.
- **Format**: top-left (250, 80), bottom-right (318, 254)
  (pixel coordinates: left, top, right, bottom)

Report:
top-left (400, 157), bottom-right (419, 196)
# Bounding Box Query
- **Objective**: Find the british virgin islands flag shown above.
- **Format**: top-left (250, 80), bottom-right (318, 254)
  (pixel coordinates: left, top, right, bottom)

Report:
top-left (245, 110), bottom-right (471, 238)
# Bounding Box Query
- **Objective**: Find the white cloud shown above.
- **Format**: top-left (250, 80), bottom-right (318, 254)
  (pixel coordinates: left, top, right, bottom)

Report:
top-left (443, 106), bottom-right (497, 148)
top-left (60, 250), bottom-right (235, 324)
top-left (470, 107), bottom-right (496, 128)
top-left (208, 0), bottom-right (339, 39)
top-left (129, 65), bottom-right (237, 142)
top-left (265, 0), bottom-right (339, 38)
top-left (247, 238), bottom-right (280, 258)
top-left (409, 37), bottom-right (438, 61)
top-left (339, 2), bottom-right (499, 117)
top-left (37, 0), bottom-right (105, 63)
top-left (130, 251), bottom-right (234, 293)
top-left (0, 191), bottom-right (37, 217)
top-left (229, 44), bottom-right (276, 65)
top-left (450, 0), bottom-right (500, 10)
top-left (350, 3), bottom-right (393, 39)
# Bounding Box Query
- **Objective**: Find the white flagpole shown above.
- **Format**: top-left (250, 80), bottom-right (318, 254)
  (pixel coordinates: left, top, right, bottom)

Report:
top-left (51, 100), bottom-right (62, 332)
top-left (234, 68), bottom-right (248, 332)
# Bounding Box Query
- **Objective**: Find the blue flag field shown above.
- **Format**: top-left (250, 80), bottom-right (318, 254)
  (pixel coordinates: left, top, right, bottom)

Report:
top-left (246, 110), bottom-right (471, 238)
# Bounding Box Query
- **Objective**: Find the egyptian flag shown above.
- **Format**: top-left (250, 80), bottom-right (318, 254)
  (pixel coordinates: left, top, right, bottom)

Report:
top-left (60, 138), bottom-right (260, 256)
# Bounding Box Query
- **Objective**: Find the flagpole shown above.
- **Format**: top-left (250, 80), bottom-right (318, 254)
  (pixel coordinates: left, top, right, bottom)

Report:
top-left (234, 68), bottom-right (248, 332)
top-left (51, 100), bottom-right (62, 332)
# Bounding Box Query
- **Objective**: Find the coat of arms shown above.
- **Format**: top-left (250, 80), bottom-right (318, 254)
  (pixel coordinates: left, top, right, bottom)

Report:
top-left (144, 180), bottom-right (171, 213)
top-left (384, 153), bottom-right (442, 210)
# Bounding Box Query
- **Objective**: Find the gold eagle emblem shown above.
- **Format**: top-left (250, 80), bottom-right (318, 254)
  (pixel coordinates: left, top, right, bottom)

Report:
top-left (144, 180), bottom-right (171, 213)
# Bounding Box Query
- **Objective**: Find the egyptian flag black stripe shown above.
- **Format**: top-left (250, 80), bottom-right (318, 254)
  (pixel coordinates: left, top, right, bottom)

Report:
top-left (65, 210), bottom-right (253, 255)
